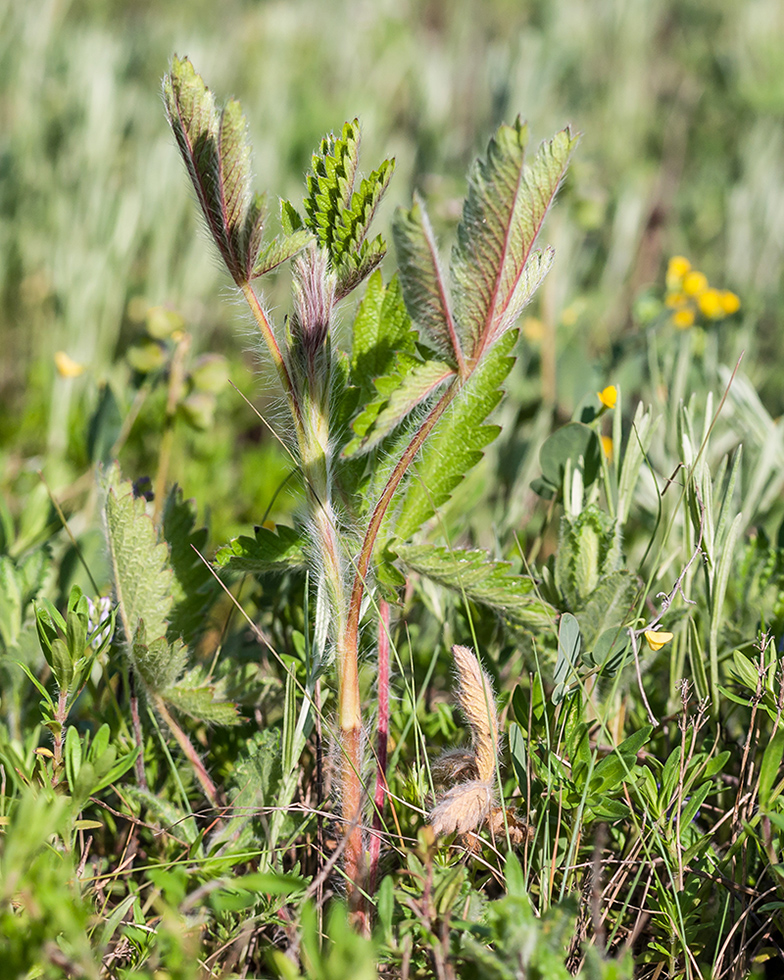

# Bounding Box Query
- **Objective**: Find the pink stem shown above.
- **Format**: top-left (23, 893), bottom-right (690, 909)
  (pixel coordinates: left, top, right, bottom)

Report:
top-left (368, 600), bottom-right (391, 896)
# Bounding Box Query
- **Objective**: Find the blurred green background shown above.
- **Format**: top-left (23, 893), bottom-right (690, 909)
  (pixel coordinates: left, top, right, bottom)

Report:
top-left (2, 0), bottom-right (783, 544)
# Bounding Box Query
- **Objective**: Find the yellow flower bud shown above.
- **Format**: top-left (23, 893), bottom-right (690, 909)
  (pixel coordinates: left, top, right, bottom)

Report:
top-left (644, 629), bottom-right (673, 652)
top-left (601, 436), bottom-right (613, 461)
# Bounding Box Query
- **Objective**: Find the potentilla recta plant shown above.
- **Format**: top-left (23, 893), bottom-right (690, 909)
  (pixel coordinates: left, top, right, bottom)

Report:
top-left (162, 55), bottom-right (577, 923)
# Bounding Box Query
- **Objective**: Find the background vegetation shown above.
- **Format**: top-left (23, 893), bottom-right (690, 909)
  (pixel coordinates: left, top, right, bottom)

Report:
top-left (2, 0), bottom-right (784, 977)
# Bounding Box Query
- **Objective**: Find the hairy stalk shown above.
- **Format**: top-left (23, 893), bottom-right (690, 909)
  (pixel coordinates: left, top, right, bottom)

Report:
top-left (368, 599), bottom-right (391, 896)
top-left (284, 247), bottom-right (370, 906)
top-left (240, 280), bottom-right (305, 439)
top-left (154, 695), bottom-right (221, 808)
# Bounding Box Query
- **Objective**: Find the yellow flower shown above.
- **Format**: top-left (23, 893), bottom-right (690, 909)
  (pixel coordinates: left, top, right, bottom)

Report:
top-left (601, 436), bottom-right (613, 461)
top-left (54, 351), bottom-right (85, 378)
top-left (721, 290), bottom-right (740, 315)
top-left (597, 385), bottom-right (618, 410)
top-left (682, 270), bottom-right (708, 297)
top-left (697, 288), bottom-right (725, 320)
top-left (666, 255), bottom-right (691, 290)
top-left (644, 629), bottom-right (673, 652)
top-left (672, 308), bottom-right (695, 329)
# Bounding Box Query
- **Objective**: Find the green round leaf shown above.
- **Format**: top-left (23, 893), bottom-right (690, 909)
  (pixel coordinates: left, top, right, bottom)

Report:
top-left (540, 421), bottom-right (602, 490)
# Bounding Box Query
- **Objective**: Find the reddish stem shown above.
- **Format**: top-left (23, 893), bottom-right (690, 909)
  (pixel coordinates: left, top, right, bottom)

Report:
top-left (345, 383), bottom-right (457, 649)
top-left (368, 600), bottom-right (391, 896)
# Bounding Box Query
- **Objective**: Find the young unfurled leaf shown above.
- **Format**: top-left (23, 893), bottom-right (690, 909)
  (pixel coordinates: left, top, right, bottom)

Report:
top-left (214, 523), bottom-right (307, 574)
top-left (451, 121), bottom-right (578, 357)
top-left (393, 194), bottom-right (462, 368)
top-left (554, 505), bottom-right (620, 610)
top-left (395, 543), bottom-right (556, 630)
top-left (163, 56), bottom-right (265, 284)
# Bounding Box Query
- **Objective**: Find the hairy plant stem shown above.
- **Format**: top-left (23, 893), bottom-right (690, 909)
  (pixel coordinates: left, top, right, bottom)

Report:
top-left (368, 600), bottom-right (391, 894)
top-left (154, 695), bottom-right (220, 808)
top-left (240, 280), bottom-right (305, 439)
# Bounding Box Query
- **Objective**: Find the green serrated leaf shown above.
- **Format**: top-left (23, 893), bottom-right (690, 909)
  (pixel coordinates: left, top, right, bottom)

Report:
top-left (163, 57), bottom-right (264, 284)
top-left (396, 543), bottom-right (557, 629)
top-left (214, 523), bottom-right (306, 574)
top-left (162, 487), bottom-right (220, 646)
top-left (302, 120), bottom-right (393, 298)
top-left (162, 667), bottom-right (238, 725)
top-left (304, 119), bottom-right (362, 254)
top-left (280, 201), bottom-right (303, 237)
top-left (350, 272), bottom-right (417, 387)
top-left (132, 624), bottom-right (187, 692)
top-left (393, 194), bottom-right (460, 362)
top-left (393, 328), bottom-right (518, 541)
top-left (253, 230), bottom-right (314, 278)
top-left (335, 232), bottom-right (389, 299)
top-left (451, 121), bottom-right (578, 356)
top-left (102, 466), bottom-right (174, 662)
top-left (346, 359), bottom-right (456, 457)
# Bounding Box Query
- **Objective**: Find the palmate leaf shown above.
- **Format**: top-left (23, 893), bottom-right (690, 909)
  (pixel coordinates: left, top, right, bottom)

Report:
top-left (392, 193), bottom-right (462, 365)
top-left (163, 56), bottom-right (264, 284)
top-left (102, 466), bottom-right (173, 650)
top-left (214, 523), bottom-right (307, 574)
top-left (396, 544), bottom-right (557, 630)
top-left (392, 328), bottom-right (518, 542)
top-left (451, 121), bottom-right (578, 356)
